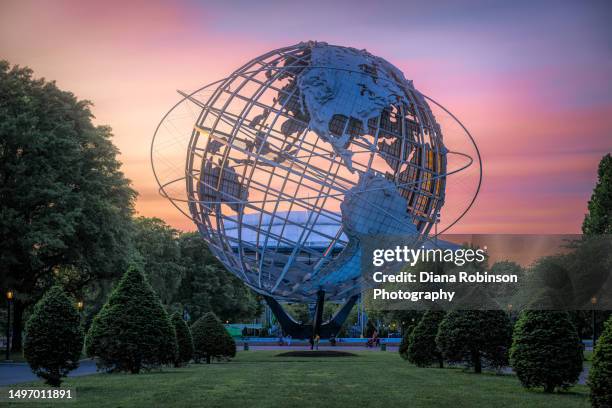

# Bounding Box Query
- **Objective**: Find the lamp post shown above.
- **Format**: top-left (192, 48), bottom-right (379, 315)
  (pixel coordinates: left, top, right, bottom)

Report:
top-left (591, 296), bottom-right (597, 348)
top-left (76, 300), bottom-right (85, 334)
top-left (5, 291), bottom-right (13, 361)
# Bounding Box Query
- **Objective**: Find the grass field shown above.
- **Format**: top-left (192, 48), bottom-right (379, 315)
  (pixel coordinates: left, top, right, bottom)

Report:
top-left (7, 351), bottom-right (589, 408)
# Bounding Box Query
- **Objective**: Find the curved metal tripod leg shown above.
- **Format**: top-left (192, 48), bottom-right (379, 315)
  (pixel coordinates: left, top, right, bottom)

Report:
top-left (263, 293), bottom-right (359, 339)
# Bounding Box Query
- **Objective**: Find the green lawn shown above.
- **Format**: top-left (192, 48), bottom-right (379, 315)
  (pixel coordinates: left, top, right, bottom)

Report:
top-left (8, 351), bottom-right (589, 408)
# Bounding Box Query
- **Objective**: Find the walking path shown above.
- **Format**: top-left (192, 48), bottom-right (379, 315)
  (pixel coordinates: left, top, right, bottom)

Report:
top-left (0, 360), bottom-right (98, 386)
top-left (246, 345), bottom-right (399, 352)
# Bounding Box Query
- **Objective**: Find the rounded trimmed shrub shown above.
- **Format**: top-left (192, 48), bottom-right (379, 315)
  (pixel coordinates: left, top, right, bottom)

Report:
top-left (407, 311), bottom-right (446, 367)
top-left (85, 265), bottom-right (177, 373)
top-left (171, 312), bottom-right (194, 367)
top-left (510, 311), bottom-right (583, 392)
top-left (24, 286), bottom-right (84, 387)
top-left (191, 312), bottom-right (236, 363)
top-left (589, 316), bottom-right (612, 406)
top-left (436, 310), bottom-right (512, 373)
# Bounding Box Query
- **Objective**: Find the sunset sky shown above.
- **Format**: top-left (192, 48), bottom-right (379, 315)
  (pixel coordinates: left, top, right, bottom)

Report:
top-left (1, 0), bottom-right (610, 233)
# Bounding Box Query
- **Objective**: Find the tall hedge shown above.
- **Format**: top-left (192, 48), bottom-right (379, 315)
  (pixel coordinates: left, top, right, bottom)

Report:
top-left (171, 312), bottom-right (194, 367)
top-left (510, 311), bottom-right (583, 392)
top-left (191, 312), bottom-right (236, 364)
top-left (24, 286), bottom-right (84, 387)
top-left (407, 311), bottom-right (446, 367)
top-left (589, 316), bottom-right (612, 406)
top-left (85, 265), bottom-right (177, 373)
top-left (436, 310), bottom-right (512, 373)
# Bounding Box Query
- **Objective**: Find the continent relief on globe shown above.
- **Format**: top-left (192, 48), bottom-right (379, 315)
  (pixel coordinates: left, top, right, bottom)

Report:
top-left (297, 43), bottom-right (415, 170)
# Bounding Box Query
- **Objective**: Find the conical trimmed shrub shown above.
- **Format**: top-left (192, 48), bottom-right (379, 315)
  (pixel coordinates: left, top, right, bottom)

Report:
top-left (171, 312), bottom-right (194, 367)
top-left (191, 312), bottom-right (236, 363)
top-left (223, 332), bottom-right (237, 359)
top-left (85, 265), bottom-right (177, 373)
top-left (510, 311), bottom-right (583, 392)
top-left (24, 286), bottom-right (84, 387)
top-left (407, 311), bottom-right (446, 367)
top-left (589, 315), bottom-right (612, 406)
top-left (398, 324), bottom-right (415, 360)
top-left (436, 310), bottom-right (512, 373)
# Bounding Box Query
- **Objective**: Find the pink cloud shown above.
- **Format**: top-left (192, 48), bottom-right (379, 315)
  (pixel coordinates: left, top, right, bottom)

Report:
top-left (1, 1), bottom-right (608, 234)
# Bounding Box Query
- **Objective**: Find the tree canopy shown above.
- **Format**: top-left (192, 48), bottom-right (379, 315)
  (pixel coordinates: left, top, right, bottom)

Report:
top-left (583, 153), bottom-right (611, 235)
top-left (133, 217), bottom-right (185, 305)
top-left (176, 233), bottom-right (262, 323)
top-left (0, 61), bottom-right (136, 349)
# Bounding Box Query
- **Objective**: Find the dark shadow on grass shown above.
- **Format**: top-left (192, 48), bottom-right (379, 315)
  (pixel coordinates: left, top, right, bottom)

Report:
top-left (521, 388), bottom-right (588, 397)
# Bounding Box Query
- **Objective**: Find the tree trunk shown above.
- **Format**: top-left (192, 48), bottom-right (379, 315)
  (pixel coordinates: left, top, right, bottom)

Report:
top-left (472, 350), bottom-right (482, 374)
top-left (544, 383), bottom-right (555, 393)
top-left (438, 358), bottom-right (444, 368)
top-left (206, 355), bottom-right (211, 364)
top-left (130, 355), bottom-right (141, 374)
top-left (11, 300), bottom-right (24, 352)
top-left (47, 369), bottom-right (62, 387)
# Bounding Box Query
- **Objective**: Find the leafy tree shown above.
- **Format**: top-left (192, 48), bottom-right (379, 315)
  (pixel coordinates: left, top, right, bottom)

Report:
top-left (510, 311), bottom-right (582, 392)
top-left (583, 153), bottom-right (611, 235)
top-left (524, 255), bottom-right (577, 310)
top-left (589, 316), bottom-right (612, 406)
top-left (580, 154), bottom-right (612, 344)
top-left (365, 319), bottom-right (377, 338)
top-left (191, 312), bottom-right (236, 364)
top-left (0, 61), bottom-right (135, 350)
top-left (171, 312), bottom-right (194, 367)
top-left (133, 217), bottom-right (185, 305)
top-left (23, 286), bottom-right (84, 387)
top-left (398, 324), bottom-right (415, 360)
top-left (176, 233), bottom-right (261, 322)
top-left (85, 266), bottom-right (177, 373)
top-left (286, 303), bottom-right (312, 325)
top-left (392, 310), bottom-right (425, 332)
top-left (436, 310), bottom-right (512, 373)
top-left (407, 311), bottom-right (446, 367)
top-left (284, 302), bottom-right (343, 326)
top-left (489, 261), bottom-right (524, 300)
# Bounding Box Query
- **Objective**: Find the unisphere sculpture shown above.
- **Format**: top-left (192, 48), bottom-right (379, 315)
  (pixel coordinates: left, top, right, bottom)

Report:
top-left (151, 42), bottom-right (481, 337)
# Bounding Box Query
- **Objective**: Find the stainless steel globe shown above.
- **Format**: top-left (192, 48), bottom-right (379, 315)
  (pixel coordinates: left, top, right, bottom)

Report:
top-left (151, 42), bottom-right (481, 305)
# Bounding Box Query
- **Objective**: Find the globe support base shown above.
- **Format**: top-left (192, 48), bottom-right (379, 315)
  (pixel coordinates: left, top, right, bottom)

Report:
top-left (263, 293), bottom-right (359, 339)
